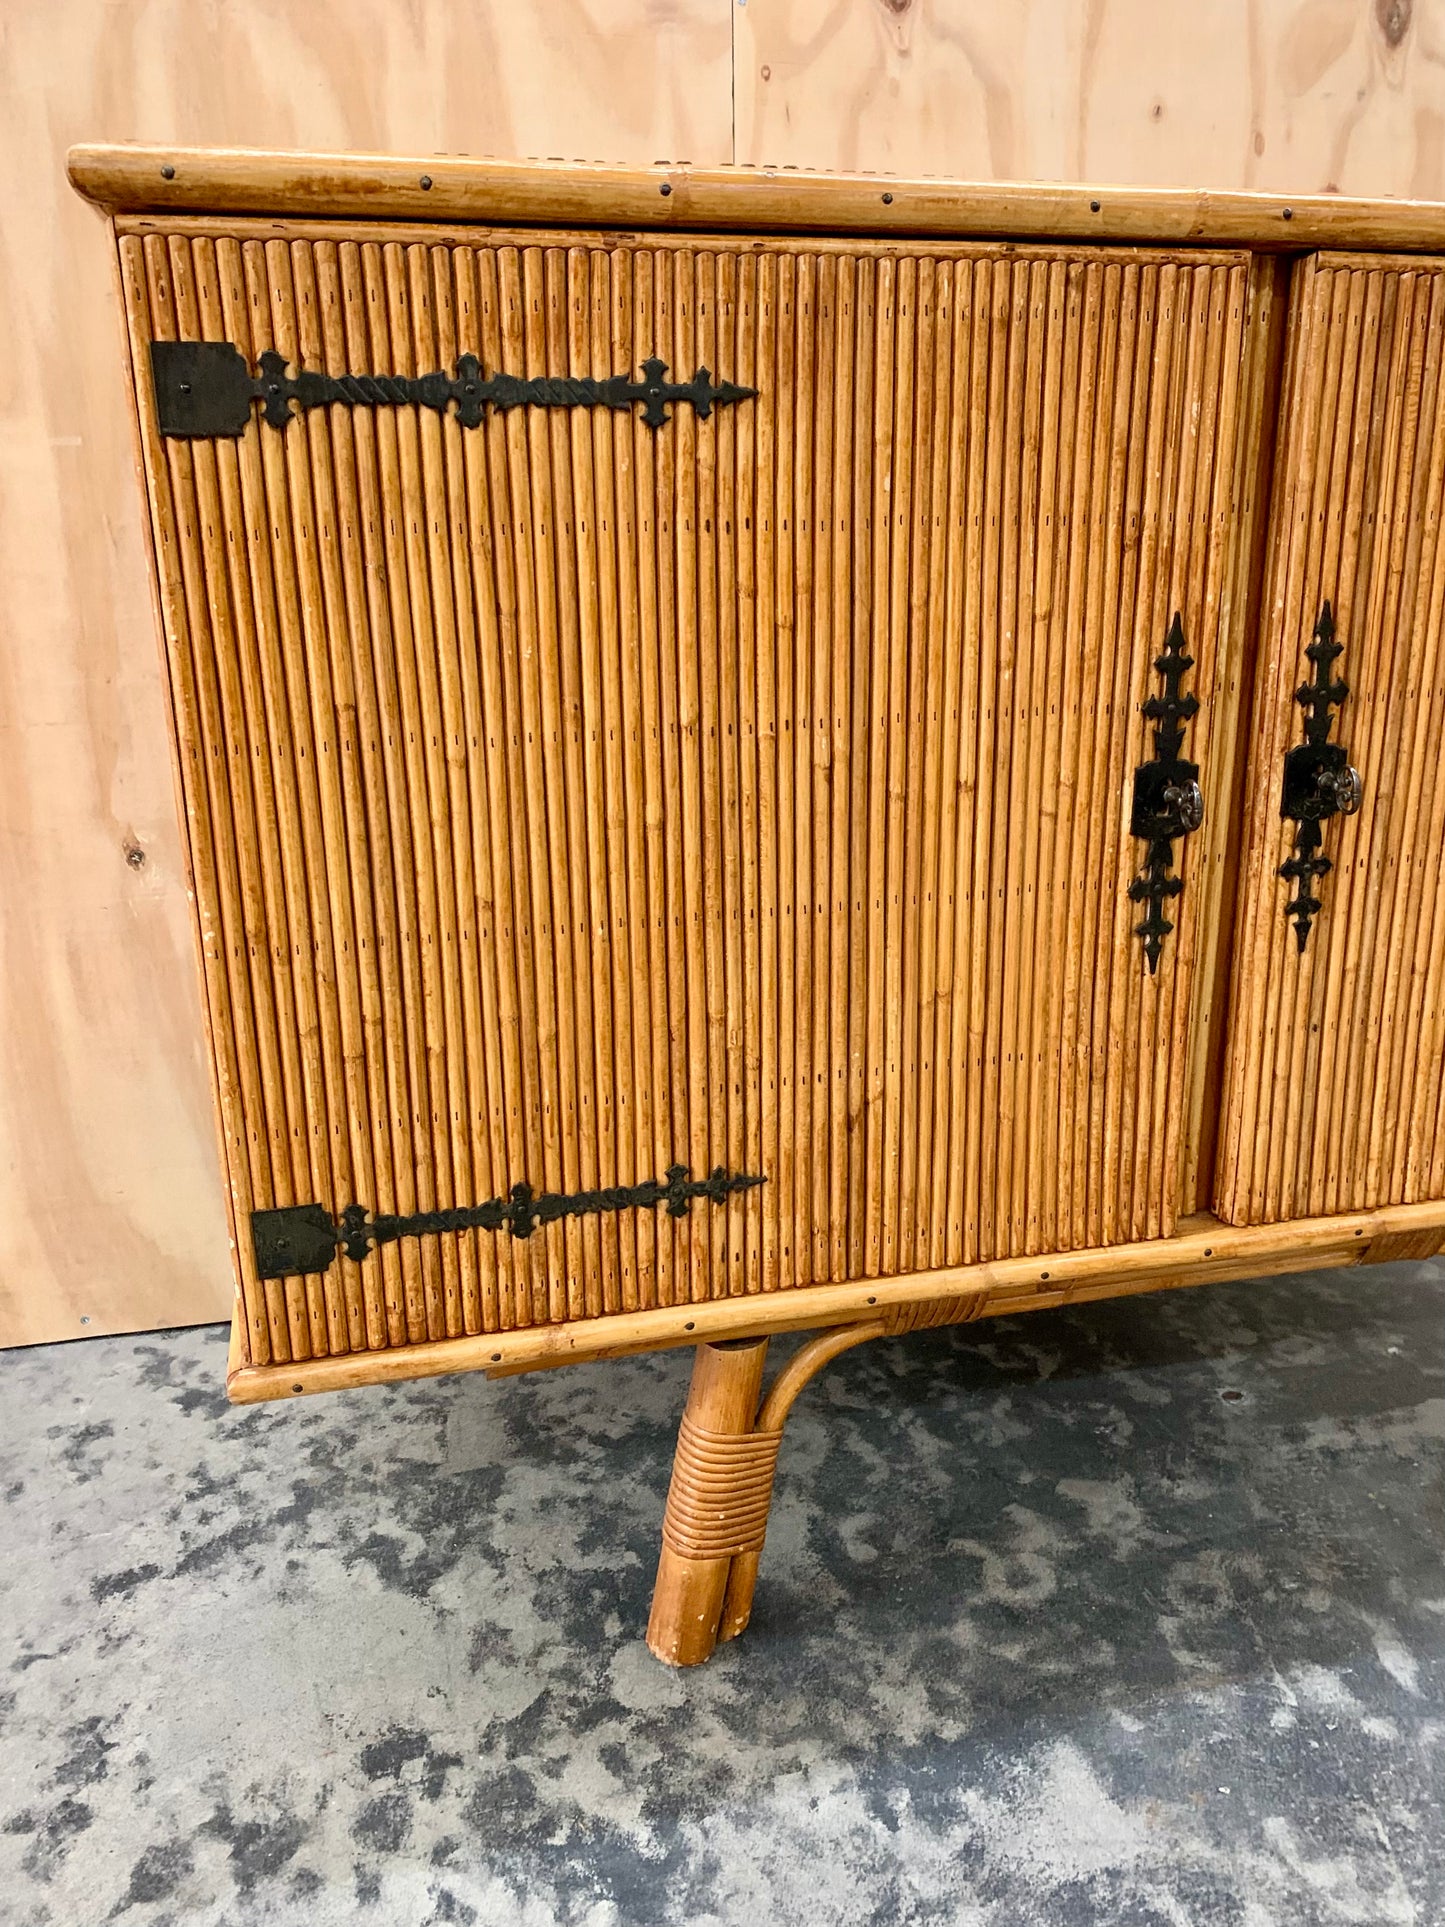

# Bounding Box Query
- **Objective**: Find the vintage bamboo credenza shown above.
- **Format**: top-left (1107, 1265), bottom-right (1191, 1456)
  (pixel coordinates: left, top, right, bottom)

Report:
top-left (70, 143), bottom-right (1445, 1664)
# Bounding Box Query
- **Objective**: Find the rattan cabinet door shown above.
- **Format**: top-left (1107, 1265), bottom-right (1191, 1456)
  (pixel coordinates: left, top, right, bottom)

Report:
top-left (120, 221), bottom-right (1255, 1375)
top-left (1217, 253), bottom-right (1445, 1226)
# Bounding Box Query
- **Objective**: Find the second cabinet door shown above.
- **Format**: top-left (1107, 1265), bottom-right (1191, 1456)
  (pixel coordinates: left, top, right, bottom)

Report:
top-left (1217, 251), bottom-right (1445, 1225)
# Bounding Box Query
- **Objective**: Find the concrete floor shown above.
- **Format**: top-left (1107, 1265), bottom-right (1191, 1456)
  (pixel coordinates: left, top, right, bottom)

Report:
top-left (1, 1260), bottom-right (1442, 1926)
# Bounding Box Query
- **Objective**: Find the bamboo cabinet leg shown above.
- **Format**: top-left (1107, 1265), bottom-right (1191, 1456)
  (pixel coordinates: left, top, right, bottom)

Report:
top-left (646, 1337), bottom-right (771, 1667)
top-left (646, 1321), bottom-right (887, 1666)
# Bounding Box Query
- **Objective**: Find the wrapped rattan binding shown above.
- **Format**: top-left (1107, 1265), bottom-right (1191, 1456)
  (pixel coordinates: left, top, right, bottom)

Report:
top-left (659, 1413), bottom-right (784, 1561)
top-left (881, 1293), bottom-right (989, 1334)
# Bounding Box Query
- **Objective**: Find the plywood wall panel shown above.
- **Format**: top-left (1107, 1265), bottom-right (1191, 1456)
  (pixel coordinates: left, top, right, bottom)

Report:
top-left (736, 0), bottom-right (1445, 197)
top-left (0, 1), bottom-right (731, 1348)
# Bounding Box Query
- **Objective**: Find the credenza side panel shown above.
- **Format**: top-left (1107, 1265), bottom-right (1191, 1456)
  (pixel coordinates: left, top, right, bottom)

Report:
top-left (1217, 251), bottom-right (1445, 1226)
top-left (117, 219), bottom-right (1253, 1375)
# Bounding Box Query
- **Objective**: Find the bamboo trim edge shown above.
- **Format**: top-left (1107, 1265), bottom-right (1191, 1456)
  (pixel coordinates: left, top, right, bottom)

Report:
top-left (225, 1197), bottom-right (1445, 1402)
top-left (67, 143), bottom-right (1445, 254)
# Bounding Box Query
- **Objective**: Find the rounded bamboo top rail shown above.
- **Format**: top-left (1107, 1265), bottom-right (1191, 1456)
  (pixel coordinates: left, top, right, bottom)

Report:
top-left (67, 142), bottom-right (1445, 254)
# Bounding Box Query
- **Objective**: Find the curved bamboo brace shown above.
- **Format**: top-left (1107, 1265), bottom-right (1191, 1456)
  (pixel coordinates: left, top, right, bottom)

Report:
top-left (713, 1322), bottom-right (888, 1648)
top-left (755, 1320), bottom-right (888, 1431)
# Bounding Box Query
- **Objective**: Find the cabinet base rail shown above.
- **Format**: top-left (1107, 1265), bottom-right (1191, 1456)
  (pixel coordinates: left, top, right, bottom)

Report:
top-left (225, 1200), bottom-right (1445, 1404)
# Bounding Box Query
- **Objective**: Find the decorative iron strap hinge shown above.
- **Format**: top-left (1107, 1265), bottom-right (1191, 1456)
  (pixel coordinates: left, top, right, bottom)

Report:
top-left (1129, 611), bottom-right (1204, 973)
top-left (250, 1164), bottom-right (764, 1281)
top-left (1279, 601), bottom-right (1363, 952)
top-left (150, 339), bottom-right (756, 439)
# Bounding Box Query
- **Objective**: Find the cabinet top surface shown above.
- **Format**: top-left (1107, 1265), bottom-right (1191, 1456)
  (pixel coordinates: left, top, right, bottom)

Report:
top-left (68, 142), bottom-right (1445, 255)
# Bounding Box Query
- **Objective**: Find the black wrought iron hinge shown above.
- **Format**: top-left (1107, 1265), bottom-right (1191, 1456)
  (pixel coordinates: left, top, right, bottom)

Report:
top-left (1129, 611), bottom-right (1204, 973)
top-left (1279, 601), bottom-right (1363, 951)
top-left (250, 1164), bottom-right (763, 1281)
top-left (150, 340), bottom-right (755, 439)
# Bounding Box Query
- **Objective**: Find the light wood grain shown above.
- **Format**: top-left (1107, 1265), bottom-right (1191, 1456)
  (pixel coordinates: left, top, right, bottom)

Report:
top-left (1, 0), bottom-right (731, 1348)
top-left (736, 0), bottom-right (1445, 199)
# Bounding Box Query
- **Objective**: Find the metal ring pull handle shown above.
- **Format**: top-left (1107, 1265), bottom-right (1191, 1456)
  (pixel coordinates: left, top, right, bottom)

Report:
top-left (1315, 764), bottom-right (1363, 817)
top-left (1162, 778), bottom-right (1205, 836)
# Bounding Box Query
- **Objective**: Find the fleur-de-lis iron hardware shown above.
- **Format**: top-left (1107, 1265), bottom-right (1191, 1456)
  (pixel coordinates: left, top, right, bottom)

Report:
top-left (250, 1164), bottom-right (764, 1282)
top-left (1129, 612), bottom-right (1204, 973)
top-left (1278, 601), bottom-right (1363, 952)
top-left (150, 339), bottom-right (755, 440)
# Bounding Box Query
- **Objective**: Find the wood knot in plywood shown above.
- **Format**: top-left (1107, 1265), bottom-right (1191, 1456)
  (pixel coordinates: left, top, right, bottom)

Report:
top-left (1376, 0), bottom-right (1412, 49)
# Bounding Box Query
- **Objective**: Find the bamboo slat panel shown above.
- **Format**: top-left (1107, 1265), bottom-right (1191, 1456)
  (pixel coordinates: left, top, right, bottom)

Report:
top-left (119, 221), bottom-right (1252, 1370)
top-left (1217, 252), bottom-right (1445, 1226)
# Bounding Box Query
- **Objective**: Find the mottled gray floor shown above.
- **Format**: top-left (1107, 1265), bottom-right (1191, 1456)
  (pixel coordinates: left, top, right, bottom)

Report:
top-left (2, 1262), bottom-right (1443, 1926)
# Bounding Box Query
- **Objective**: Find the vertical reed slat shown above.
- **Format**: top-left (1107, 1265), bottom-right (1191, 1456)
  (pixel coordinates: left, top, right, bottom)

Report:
top-left (288, 237), bottom-right (390, 1350)
top-left (828, 255), bottom-right (857, 1283)
top-left (314, 234), bottom-right (417, 1352)
top-left (734, 251), bottom-right (763, 1295)
top-left (791, 254), bottom-right (817, 1286)
top-left (652, 251), bottom-right (691, 1305)
top-left (971, 260), bottom-right (1012, 1261)
top-left (560, 247), bottom-right (621, 1319)
top-left (377, 241), bottom-right (466, 1340)
top-left (896, 256), bottom-right (937, 1273)
top-left (845, 255), bottom-right (875, 1278)
top-left (863, 255), bottom-right (896, 1274)
top-left (607, 247), bottom-right (660, 1310)
top-left (695, 252), bottom-right (732, 1300)
top-left (914, 258), bottom-right (955, 1270)
top-left (241, 237), bottom-right (355, 1355)
top-left (714, 252), bottom-right (747, 1295)
top-left (772, 255), bottom-right (798, 1286)
top-left (930, 259), bottom-right (972, 1268)
top-left (754, 254), bottom-right (782, 1292)
top-left (1051, 260), bottom-right (1103, 1253)
top-left (403, 243), bottom-right (485, 1338)
top-left (949, 260), bottom-right (994, 1265)
top-left (809, 253), bottom-right (837, 1284)
top-left (123, 235), bottom-right (279, 1364)
top-left (1104, 265), bottom-right (1175, 1244)
top-left (444, 245), bottom-right (516, 1333)
top-left (163, 237), bottom-right (303, 1360)
top-left (1213, 263), bottom-right (1317, 1220)
top-left (1019, 259), bottom-right (1068, 1254)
